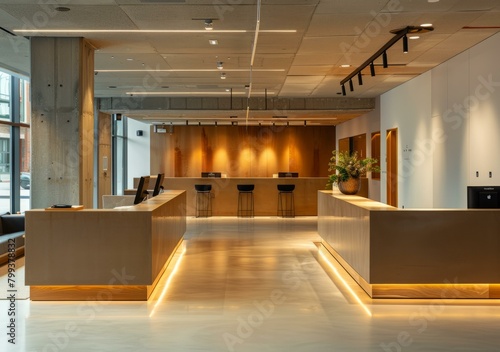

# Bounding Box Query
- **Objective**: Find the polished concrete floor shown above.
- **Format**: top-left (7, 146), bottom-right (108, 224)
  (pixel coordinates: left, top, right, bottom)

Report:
top-left (2, 217), bottom-right (500, 352)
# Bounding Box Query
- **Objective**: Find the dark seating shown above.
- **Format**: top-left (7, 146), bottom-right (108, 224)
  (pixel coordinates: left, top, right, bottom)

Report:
top-left (0, 213), bottom-right (25, 265)
top-left (194, 184), bottom-right (212, 217)
top-left (237, 184), bottom-right (254, 217)
top-left (277, 184), bottom-right (295, 217)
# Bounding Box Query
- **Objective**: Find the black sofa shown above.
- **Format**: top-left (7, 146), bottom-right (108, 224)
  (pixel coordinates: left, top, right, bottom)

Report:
top-left (0, 213), bottom-right (25, 265)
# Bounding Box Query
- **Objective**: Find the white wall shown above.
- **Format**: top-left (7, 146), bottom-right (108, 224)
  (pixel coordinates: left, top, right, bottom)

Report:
top-left (381, 72), bottom-right (433, 208)
top-left (343, 32), bottom-right (500, 209)
top-left (127, 118), bottom-right (150, 189)
top-left (336, 98), bottom-right (381, 201)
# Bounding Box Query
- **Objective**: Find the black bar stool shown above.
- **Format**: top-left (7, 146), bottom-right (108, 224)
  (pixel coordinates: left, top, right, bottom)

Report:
top-left (277, 184), bottom-right (295, 218)
top-left (195, 184), bottom-right (212, 217)
top-left (237, 184), bottom-right (254, 217)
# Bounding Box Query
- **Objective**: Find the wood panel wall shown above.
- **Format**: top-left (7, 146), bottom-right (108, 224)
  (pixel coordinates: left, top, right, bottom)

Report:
top-left (150, 125), bottom-right (336, 177)
top-left (97, 111), bottom-right (112, 208)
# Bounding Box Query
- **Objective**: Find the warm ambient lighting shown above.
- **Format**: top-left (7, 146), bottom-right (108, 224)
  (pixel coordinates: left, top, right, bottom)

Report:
top-left (319, 248), bottom-right (372, 317)
top-left (149, 244), bottom-right (186, 318)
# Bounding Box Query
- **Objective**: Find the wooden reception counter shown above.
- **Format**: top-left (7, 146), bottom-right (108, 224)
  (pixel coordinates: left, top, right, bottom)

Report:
top-left (25, 190), bottom-right (186, 301)
top-left (132, 177), bottom-right (368, 216)
top-left (318, 191), bottom-right (500, 299)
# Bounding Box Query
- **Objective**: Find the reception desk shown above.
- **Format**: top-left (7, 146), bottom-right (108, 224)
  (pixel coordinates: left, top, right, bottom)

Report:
top-left (25, 191), bottom-right (186, 301)
top-left (318, 191), bottom-right (500, 299)
top-left (131, 177), bottom-right (368, 216)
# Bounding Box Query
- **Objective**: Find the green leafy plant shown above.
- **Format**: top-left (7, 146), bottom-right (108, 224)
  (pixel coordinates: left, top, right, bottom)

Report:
top-left (326, 150), bottom-right (380, 189)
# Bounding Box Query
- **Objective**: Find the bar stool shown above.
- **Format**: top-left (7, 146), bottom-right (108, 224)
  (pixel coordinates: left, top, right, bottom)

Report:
top-left (277, 184), bottom-right (295, 218)
top-left (237, 184), bottom-right (254, 217)
top-left (195, 184), bottom-right (212, 217)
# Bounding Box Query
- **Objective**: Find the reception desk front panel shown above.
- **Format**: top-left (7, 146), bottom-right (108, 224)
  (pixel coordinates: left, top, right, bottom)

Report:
top-left (25, 191), bottom-right (186, 300)
top-left (318, 191), bottom-right (500, 298)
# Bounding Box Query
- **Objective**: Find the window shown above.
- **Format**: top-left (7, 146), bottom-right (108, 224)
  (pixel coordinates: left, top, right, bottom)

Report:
top-left (0, 68), bottom-right (31, 213)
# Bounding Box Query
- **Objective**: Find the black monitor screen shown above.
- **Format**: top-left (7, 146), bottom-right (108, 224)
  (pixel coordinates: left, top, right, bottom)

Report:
top-left (153, 173), bottom-right (165, 197)
top-left (201, 172), bottom-right (221, 178)
top-left (278, 172), bottom-right (298, 178)
top-left (467, 186), bottom-right (500, 208)
top-left (134, 176), bottom-right (150, 204)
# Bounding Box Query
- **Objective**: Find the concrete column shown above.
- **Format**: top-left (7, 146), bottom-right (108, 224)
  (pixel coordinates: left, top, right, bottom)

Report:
top-left (30, 37), bottom-right (95, 209)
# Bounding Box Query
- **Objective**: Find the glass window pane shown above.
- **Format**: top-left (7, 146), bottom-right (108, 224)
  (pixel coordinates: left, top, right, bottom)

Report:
top-left (0, 71), bottom-right (10, 121)
top-left (20, 79), bottom-right (31, 124)
top-left (20, 126), bottom-right (31, 212)
top-left (0, 125), bottom-right (10, 213)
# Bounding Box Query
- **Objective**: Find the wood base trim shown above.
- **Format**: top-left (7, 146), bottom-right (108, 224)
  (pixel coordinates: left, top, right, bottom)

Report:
top-left (320, 241), bottom-right (500, 299)
top-left (0, 246), bottom-right (24, 266)
top-left (31, 239), bottom-right (185, 301)
top-left (30, 285), bottom-right (150, 301)
top-left (372, 284), bottom-right (500, 299)
top-left (319, 242), bottom-right (372, 297)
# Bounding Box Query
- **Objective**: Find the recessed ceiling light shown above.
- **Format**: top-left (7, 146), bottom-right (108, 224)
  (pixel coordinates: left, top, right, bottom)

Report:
top-left (409, 35), bottom-right (420, 39)
top-left (217, 61), bottom-right (223, 70)
top-left (340, 64), bottom-right (351, 68)
top-left (209, 39), bottom-right (218, 45)
top-left (220, 73), bottom-right (226, 79)
top-left (204, 19), bottom-right (213, 31)
top-left (126, 58), bottom-right (133, 61)
top-left (420, 23), bottom-right (433, 27)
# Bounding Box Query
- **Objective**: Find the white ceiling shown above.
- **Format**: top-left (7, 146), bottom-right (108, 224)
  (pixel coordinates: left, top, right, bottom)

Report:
top-left (0, 0), bottom-right (499, 124)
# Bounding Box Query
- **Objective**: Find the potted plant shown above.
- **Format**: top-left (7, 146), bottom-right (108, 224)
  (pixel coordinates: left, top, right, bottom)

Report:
top-left (326, 150), bottom-right (380, 195)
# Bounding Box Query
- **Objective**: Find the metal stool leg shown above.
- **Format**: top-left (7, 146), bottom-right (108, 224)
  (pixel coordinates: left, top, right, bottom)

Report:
top-left (278, 191), bottom-right (294, 218)
top-left (238, 191), bottom-right (254, 217)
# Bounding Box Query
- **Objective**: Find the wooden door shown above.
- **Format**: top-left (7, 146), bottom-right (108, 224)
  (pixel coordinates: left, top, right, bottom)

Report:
top-left (386, 129), bottom-right (398, 207)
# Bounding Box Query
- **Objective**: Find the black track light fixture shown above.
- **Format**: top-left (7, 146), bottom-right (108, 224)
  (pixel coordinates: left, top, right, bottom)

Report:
top-left (358, 72), bottom-right (363, 85)
top-left (370, 62), bottom-right (375, 76)
top-left (349, 79), bottom-right (354, 92)
top-left (339, 25), bottom-right (433, 95)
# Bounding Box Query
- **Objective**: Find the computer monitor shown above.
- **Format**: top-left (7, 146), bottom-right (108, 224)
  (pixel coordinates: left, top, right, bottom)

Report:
top-left (278, 172), bottom-right (299, 178)
top-left (152, 173), bottom-right (165, 197)
top-left (201, 172), bottom-right (221, 178)
top-left (467, 186), bottom-right (500, 208)
top-left (134, 176), bottom-right (150, 205)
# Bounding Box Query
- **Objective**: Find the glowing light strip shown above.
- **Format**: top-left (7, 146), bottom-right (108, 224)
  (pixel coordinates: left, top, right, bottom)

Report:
top-left (13, 29), bottom-right (296, 34)
top-left (124, 91), bottom-right (275, 95)
top-left (95, 69), bottom-right (285, 72)
top-left (149, 246), bottom-right (186, 318)
top-left (319, 249), bottom-right (372, 317)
